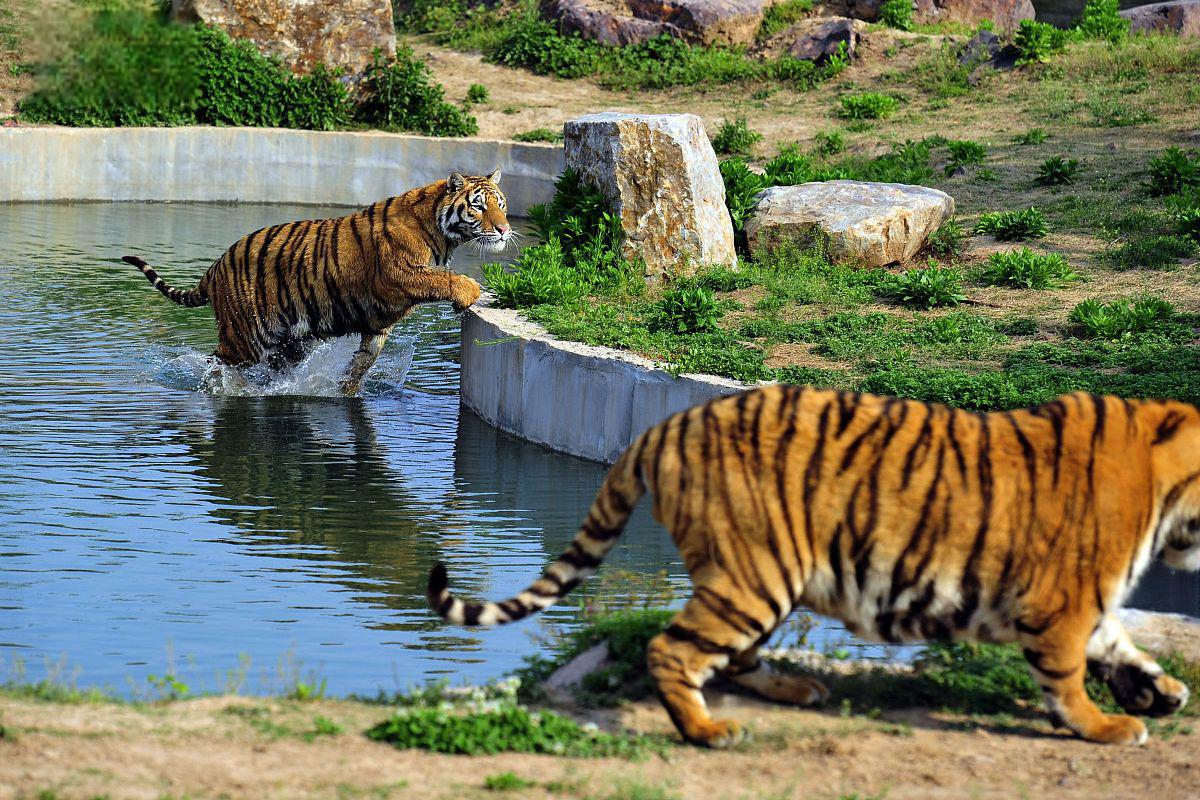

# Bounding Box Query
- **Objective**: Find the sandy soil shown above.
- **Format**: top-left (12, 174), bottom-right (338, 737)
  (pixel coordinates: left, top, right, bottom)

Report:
top-left (1, 678), bottom-right (1197, 800)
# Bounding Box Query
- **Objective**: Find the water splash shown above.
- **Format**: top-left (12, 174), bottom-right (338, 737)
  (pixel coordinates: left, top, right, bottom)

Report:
top-left (148, 336), bottom-right (417, 398)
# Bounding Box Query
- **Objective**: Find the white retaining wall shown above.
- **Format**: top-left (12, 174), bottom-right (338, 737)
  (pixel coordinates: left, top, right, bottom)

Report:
top-left (0, 126), bottom-right (563, 214)
top-left (461, 303), bottom-right (753, 465)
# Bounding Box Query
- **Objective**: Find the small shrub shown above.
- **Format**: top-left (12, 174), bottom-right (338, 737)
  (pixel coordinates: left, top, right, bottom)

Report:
top-left (838, 92), bottom-right (899, 120)
top-left (711, 117), bottom-right (763, 155)
top-left (1108, 234), bottom-right (1197, 269)
top-left (484, 772), bottom-right (536, 791)
top-left (1035, 156), bottom-right (1081, 186)
top-left (946, 139), bottom-right (987, 173)
top-left (466, 83), bottom-right (490, 104)
top-left (1014, 128), bottom-right (1048, 146)
top-left (1174, 205), bottom-right (1200, 242)
top-left (878, 0), bottom-right (914, 31)
top-left (983, 248), bottom-right (1078, 289)
top-left (651, 286), bottom-right (724, 334)
top-left (719, 158), bottom-right (769, 233)
top-left (1069, 296), bottom-right (1176, 339)
top-left (925, 219), bottom-right (966, 259)
top-left (763, 145), bottom-right (815, 185)
top-left (1013, 20), bottom-right (1071, 65)
top-left (812, 130), bottom-right (845, 156)
top-left (1146, 147), bottom-right (1200, 197)
top-left (880, 262), bottom-right (966, 309)
top-left (974, 208), bottom-right (1049, 241)
top-left (512, 127), bottom-right (562, 143)
top-left (356, 48), bottom-right (478, 136)
top-left (1075, 0), bottom-right (1129, 43)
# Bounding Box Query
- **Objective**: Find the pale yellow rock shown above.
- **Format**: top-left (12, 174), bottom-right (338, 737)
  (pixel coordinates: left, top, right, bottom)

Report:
top-left (745, 180), bottom-right (956, 267)
top-left (564, 112), bottom-right (737, 280)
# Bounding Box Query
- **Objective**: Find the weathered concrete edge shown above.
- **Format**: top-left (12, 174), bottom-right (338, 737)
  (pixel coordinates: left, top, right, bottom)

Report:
top-left (0, 126), bottom-right (564, 215)
top-left (460, 302), bottom-right (754, 465)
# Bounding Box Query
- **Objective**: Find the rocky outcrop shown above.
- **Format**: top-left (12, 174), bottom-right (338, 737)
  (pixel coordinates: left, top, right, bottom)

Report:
top-left (546, 0), bottom-right (768, 47)
top-left (784, 16), bottom-right (863, 62)
top-left (745, 180), bottom-right (955, 266)
top-left (831, 0), bottom-right (1034, 30)
top-left (565, 113), bottom-right (737, 279)
top-left (1121, 1), bottom-right (1200, 37)
top-left (959, 28), bottom-right (1020, 71)
top-left (171, 0), bottom-right (396, 75)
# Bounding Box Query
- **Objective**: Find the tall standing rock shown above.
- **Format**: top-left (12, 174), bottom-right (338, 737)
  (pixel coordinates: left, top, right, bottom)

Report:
top-left (171, 0), bottom-right (396, 76)
top-left (564, 113), bottom-right (737, 280)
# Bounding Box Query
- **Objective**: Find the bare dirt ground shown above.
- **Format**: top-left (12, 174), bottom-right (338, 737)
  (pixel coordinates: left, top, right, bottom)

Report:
top-left (1, 675), bottom-right (1197, 800)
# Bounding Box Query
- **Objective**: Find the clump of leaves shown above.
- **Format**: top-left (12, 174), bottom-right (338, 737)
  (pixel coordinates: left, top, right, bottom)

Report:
top-left (946, 139), bottom-right (987, 174)
top-left (1107, 234), bottom-right (1197, 269)
top-left (880, 262), bottom-right (966, 309)
top-left (1014, 128), bottom-right (1048, 146)
top-left (1075, 0), bottom-right (1129, 44)
top-left (763, 145), bottom-right (816, 185)
top-left (711, 116), bottom-right (763, 155)
top-left (1013, 20), bottom-right (1071, 65)
top-left (719, 158), bottom-right (769, 233)
top-left (974, 208), bottom-right (1049, 241)
top-left (925, 219), bottom-right (966, 259)
top-left (1069, 295), bottom-right (1176, 339)
top-left (466, 83), bottom-right (489, 104)
top-left (484, 772), bottom-right (536, 791)
top-left (512, 127), bottom-right (562, 143)
top-left (812, 130), bottom-right (845, 156)
top-left (838, 92), bottom-right (899, 120)
top-left (1174, 205), bottom-right (1200, 242)
top-left (878, 0), bottom-right (914, 31)
top-left (1035, 156), bottom-right (1081, 186)
top-left (651, 285), bottom-right (724, 334)
top-left (1146, 147), bottom-right (1200, 196)
top-left (356, 47), bottom-right (478, 136)
top-left (983, 248), bottom-right (1078, 289)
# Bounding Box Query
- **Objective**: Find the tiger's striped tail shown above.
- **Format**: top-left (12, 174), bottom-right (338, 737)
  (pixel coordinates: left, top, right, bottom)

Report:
top-left (428, 442), bottom-right (646, 626)
top-left (122, 255), bottom-right (209, 308)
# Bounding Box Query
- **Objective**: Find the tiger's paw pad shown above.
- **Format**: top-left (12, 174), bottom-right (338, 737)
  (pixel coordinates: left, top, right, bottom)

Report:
top-left (688, 719), bottom-right (747, 749)
top-left (1086, 714), bottom-right (1148, 746)
top-left (772, 676), bottom-right (830, 707)
top-left (1106, 664), bottom-right (1190, 717)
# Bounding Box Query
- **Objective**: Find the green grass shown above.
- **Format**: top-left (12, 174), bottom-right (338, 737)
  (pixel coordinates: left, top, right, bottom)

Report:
top-left (484, 772), bottom-right (537, 792)
top-left (1106, 233), bottom-right (1197, 269)
top-left (512, 127), bottom-right (562, 143)
top-left (837, 92), bottom-right (899, 120)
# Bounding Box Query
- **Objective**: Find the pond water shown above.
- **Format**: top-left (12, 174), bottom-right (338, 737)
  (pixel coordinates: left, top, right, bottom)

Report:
top-left (0, 203), bottom-right (1194, 699)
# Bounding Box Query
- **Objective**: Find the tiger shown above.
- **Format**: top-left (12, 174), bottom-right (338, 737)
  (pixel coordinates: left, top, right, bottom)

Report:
top-left (123, 170), bottom-right (509, 394)
top-left (428, 387), bottom-right (1198, 747)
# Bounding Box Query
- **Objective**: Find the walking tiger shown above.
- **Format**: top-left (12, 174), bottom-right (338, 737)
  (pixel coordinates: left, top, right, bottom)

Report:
top-left (124, 171), bottom-right (509, 394)
top-left (429, 387), bottom-right (1196, 747)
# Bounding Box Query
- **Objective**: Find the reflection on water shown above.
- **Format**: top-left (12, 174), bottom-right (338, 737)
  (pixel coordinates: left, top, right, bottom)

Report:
top-left (0, 203), bottom-right (1195, 697)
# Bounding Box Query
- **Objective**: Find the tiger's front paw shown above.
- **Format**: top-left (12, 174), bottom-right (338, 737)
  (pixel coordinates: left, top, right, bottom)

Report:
top-left (1098, 662), bottom-right (1190, 718)
top-left (451, 276), bottom-right (482, 313)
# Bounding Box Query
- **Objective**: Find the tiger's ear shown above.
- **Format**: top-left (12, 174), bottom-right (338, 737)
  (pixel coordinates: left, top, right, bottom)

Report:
top-left (487, 168), bottom-right (502, 184)
top-left (447, 172), bottom-right (466, 192)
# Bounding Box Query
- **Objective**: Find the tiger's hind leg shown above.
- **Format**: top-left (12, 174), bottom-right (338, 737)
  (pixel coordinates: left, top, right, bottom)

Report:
top-left (340, 328), bottom-right (392, 396)
top-left (723, 646), bottom-right (830, 707)
top-left (1086, 614), bottom-right (1189, 718)
top-left (1021, 614), bottom-right (1148, 745)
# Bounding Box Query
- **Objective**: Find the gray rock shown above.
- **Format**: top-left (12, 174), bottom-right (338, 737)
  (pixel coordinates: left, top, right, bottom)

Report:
top-left (1121, 1), bottom-right (1200, 37)
top-left (565, 113), bottom-right (737, 279)
top-left (785, 17), bottom-right (862, 63)
top-left (171, 0), bottom-right (396, 76)
top-left (547, 0), bottom-right (768, 47)
top-left (543, 642), bottom-right (612, 704)
top-left (745, 180), bottom-right (956, 267)
top-left (959, 29), bottom-right (1020, 72)
top-left (831, 0), bottom-right (1034, 30)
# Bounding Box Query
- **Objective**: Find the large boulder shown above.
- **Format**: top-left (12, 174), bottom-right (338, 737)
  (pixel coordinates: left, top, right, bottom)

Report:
top-left (546, 0), bottom-right (768, 47)
top-left (564, 112), bottom-right (737, 279)
top-left (833, 0), bottom-right (1034, 31)
top-left (784, 16), bottom-right (863, 62)
top-left (171, 0), bottom-right (396, 76)
top-left (745, 180), bottom-right (956, 267)
top-left (1121, 1), bottom-right (1200, 36)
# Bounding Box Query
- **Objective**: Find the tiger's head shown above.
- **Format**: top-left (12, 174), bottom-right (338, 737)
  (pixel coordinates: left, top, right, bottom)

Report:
top-left (439, 170), bottom-right (511, 254)
top-left (1150, 402), bottom-right (1200, 571)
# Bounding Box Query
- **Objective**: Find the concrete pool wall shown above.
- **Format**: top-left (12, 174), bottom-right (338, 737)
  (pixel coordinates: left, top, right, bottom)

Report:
top-left (0, 126), bottom-right (563, 215)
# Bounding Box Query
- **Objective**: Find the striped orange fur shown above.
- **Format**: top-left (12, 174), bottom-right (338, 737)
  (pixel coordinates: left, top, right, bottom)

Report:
top-left (124, 171), bottom-right (509, 394)
top-left (429, 387), bottom-right (1199, 747)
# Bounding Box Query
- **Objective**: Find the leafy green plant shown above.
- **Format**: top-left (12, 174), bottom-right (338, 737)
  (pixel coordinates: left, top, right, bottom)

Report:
top-left (1014, 127), bottom-right (1048, 145)
top-left (974, 208), bottom-right (1049, 240)
top-left (812, 130), bottom-right (845, 156)
top-left (1069, 295), bottom-right (1176, 339)
top-left (465, 83), bottom-right (489, 104)
top-left (878, 0), bottom-right (914, 31)
top-left (719, 158), bottom-right (769, 233)
top-left (983, 248), bottom-right (1078, 289)
top-left (1174, 205), bottom-right (1200, 242)
top-left (512, 127), bottom-right (562, 143)
top-left (711, 116), bottom-right (763, 155)
top-left (1075, 0), bottom-right (1129, 43)
top-left (1146, 147), bottom-right (1200, 196)
top-left (303, 715), bottom-right (343, 741)
top-left (1107, 234), bottom-right (1197, 269)
top-left (763, 145), bottom-right (815, 185)
top-left (485, 772), bottom-right (536, 791)
top-left (880, 262), bottom-right (966, 309)
top-left (1013, 20), bottom-right (1071, 65)
top-left (925, 219), bottom-right (966, 259)
top-left (838, 91), bottom-right (899, 119)
top-left (946, 139), bottom-right (987, 173)
top-left (355, 47), bottom-right (478, 136)
top-left (651, 286), bottom-right (723, 334)
top-left (757, 0), bottom-right (815, 39)
top-left (1035, 156), bottom-right (1081, 186)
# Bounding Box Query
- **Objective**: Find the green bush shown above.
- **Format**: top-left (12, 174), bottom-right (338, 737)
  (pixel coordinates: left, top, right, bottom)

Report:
top-left (652, 286), bottom-right (723, 334)
top-left (812, 130), bottom-right (845, 156)
top-left (490, 6), bottom-right (601, 79)
top-left (1075, 0), bottom-right (1129, 43)
top-left (355, 47), bottom-right (477, 136)
top-left (466, 82), bottom-right (489, 104)
top-left (512, 127), bottom-right (562, 143)
top-left (711, 116), bottom-right (763, 155)
top-left (1107, 234), bottom-right (1197, 269)
top-left (1035, 156), bottom-right (1081, 186)
top-left (1013, 20), bottom-right (1071, 65)
top-left (757, 0), bottom-right (815, 39)
top-left (763, 145), bottom-right (816, 185)
top-left (1069, 296), bottom-right (1176, 339)
top-left (1174, 205), bottom-right (1200, 242)
top-left (946, 139), bottom-right (987, 173)
top-left (925, 219), bottom-right (966, 259)
top-left (1146, 147), bottom-right (1200, 196)
top-left (718, 158), bottom-right (769, 233)
top-left (1014, 127), bottom-right (1048, 146)
top-left (878, 0), bottom-right (914, 31)
top-left (974, 208), bottom-right (1049, 240)
top-left (880, 263), bottom-right (966, 309)
top-left (838, 91), bottom-right (899, 119)
top-left (983, 248), bottom-right (1078, 289)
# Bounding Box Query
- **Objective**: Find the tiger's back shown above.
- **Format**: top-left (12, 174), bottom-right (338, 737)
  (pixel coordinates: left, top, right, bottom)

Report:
top-left (430, 386), bottom-right (1200, 747)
